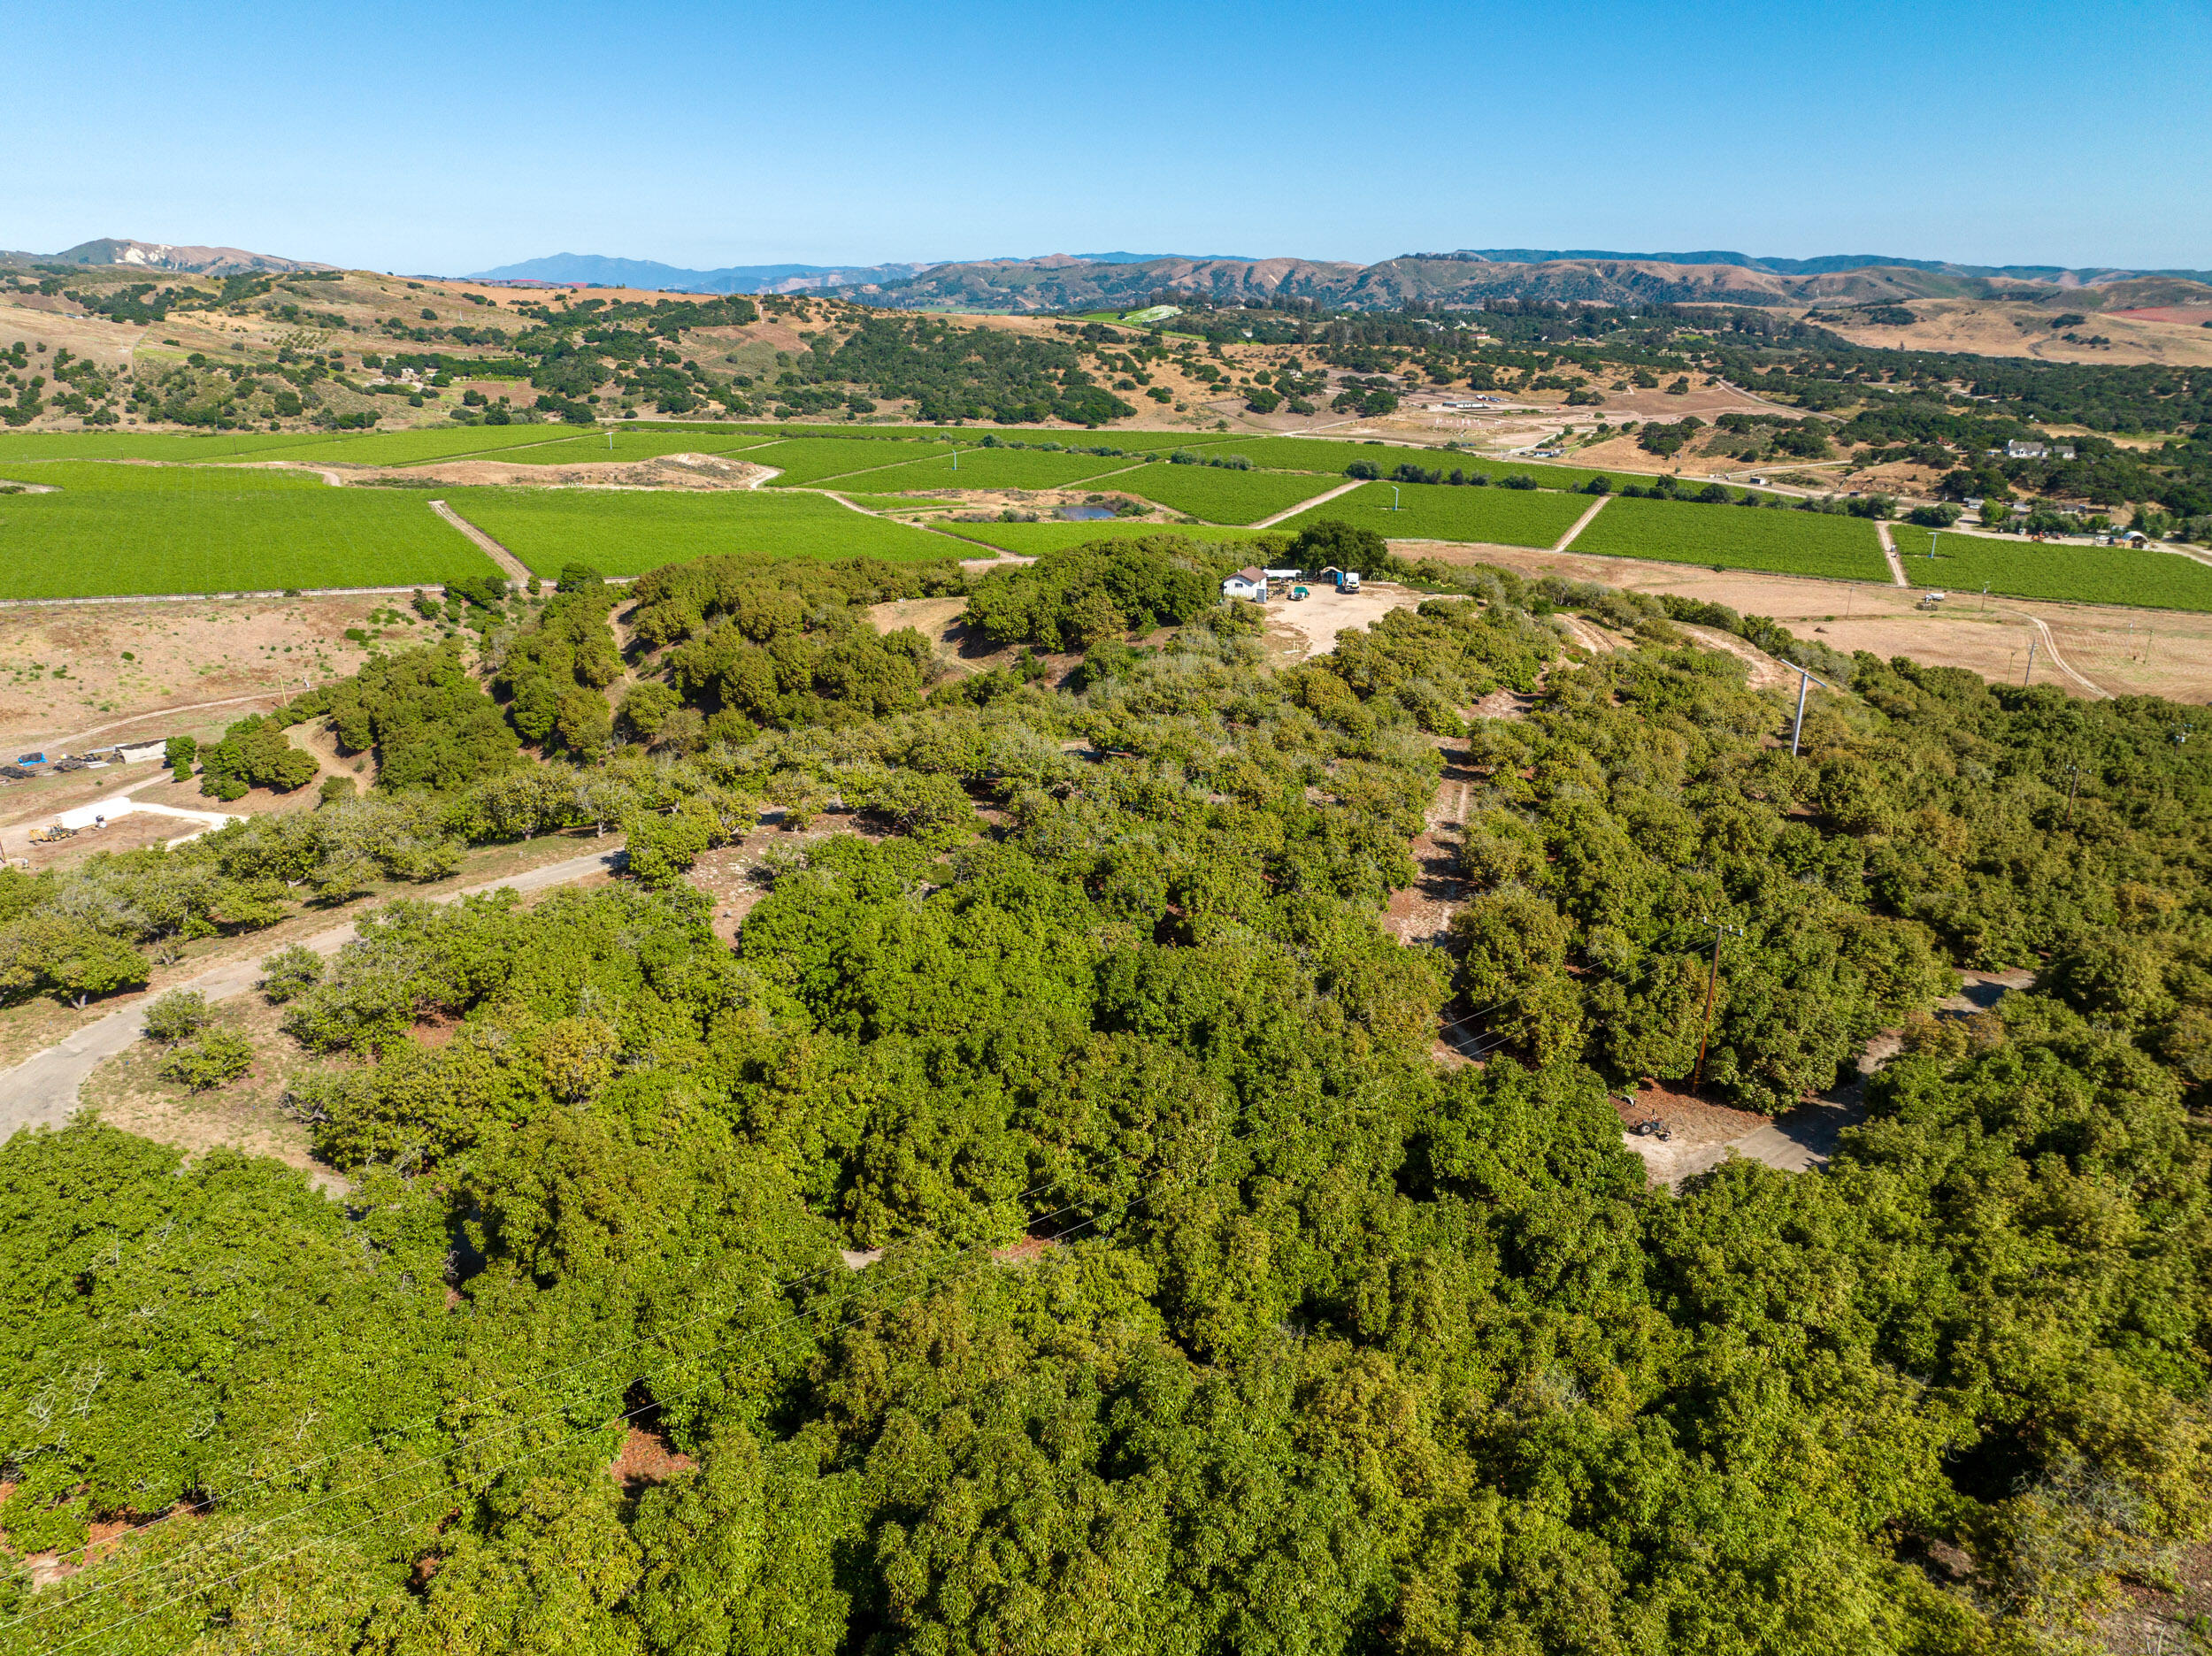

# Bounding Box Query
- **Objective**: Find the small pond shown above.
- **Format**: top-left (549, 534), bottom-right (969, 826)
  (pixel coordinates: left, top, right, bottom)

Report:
top-left (1056, 504), bottom-right (1118, 521)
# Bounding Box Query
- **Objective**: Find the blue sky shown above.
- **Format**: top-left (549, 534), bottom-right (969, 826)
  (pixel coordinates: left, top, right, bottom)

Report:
top-left (6, 0), bottom-right (2208, 273)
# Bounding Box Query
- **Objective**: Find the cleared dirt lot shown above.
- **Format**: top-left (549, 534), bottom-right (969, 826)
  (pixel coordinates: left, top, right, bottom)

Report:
top-left (1263, 581), bottom-right (1427, 658)
top-left (1405, 540), bottom-right (2212, 702)
top-left (0, 593), bottom-right (411, 753)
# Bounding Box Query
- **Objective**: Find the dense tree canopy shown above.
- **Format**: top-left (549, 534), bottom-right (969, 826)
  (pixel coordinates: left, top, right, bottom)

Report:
top-left (0, 545), bottom-right (2207, 1655)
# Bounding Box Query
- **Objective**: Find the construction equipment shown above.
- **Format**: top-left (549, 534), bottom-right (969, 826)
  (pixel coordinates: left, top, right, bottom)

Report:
top-left (28, 824), bottom-right (77, 844)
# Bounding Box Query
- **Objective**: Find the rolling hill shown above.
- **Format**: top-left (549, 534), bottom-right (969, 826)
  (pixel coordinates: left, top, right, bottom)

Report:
top-left (851, 252), bottom-right (2212, 314)
top-left (0, 238), bottom-right (331, 275)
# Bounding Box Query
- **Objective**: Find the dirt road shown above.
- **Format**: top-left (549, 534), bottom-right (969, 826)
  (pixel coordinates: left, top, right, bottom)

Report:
top-left (1552, 494), bottom-right (1611, 551)
top-left (1875, 521), bottom-right (1909, 587)
top-left (1251, 479), bottom-right (1363, 528)
top-left (43, 692), bottom-right (294, 750)
top-left (0, 842), bottom-right (626, 1146)
top-left (429, 499), bottom-right (534, 584)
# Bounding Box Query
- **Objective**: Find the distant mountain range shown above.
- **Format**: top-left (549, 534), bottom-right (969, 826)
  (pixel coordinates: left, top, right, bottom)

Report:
top-left (465, 253), bottom-right (940, 294)
top-left (0, 238), bottom-right (331, 276)
top-left (1441, 249), bottom-right (2212, 281)
top-left (463, 250), bottom-right (1261, 293)
top-left (464, 247), bottom-right (2212, 312)
top-left (838, 252), bottom-right (2212, 314)
top-left (10, 237), bottom-right (2212, 315)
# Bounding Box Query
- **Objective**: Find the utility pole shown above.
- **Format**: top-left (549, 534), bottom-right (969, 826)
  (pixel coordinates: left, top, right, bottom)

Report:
top-left (1390, 485), bottom-right (1401, 511)
top-left (1693, 920), bottom-right (1746, 1092)
top-left (2023, 636), bottom-right (2038, 686)
top-left (1789, 663), bottom-right (1834, 756)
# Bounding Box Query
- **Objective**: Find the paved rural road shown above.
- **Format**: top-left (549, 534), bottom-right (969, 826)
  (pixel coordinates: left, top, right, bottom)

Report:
top-left (0, 842), bottom-right (626, 1144)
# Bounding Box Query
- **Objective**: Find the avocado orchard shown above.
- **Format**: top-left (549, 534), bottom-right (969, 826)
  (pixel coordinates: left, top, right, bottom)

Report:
top-left (0, 542), bottom-right (2206, 1653)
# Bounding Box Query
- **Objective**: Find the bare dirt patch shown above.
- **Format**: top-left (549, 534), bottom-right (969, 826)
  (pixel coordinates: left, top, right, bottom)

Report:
top-left (1262, 581), bottom-right (1427, 660)
top-left (1612, 1077), bottom-right (1855, 1192)
top-left (862, 593), bottom-right (1072, 682)
top-left (0, 594), bottom-right (404, 752)
top-left (992, 1234), bottom-right (1061, 1266)
top-left (609, 1427), bottom-right (696, 1492)
top-left (1471, 686), bottom-right (1538, 720)
top-left (1386, 735), bottom-right (1481, 952)
top-left (866, 595), bottom-right (970, 650)
top-left (5, 809), bottom-right (180, 870)
top-left (1676, 622), bottom-right (1793, 690)
top-left (2093, 1539), bottom-right (2212, 1655)
top-left (345, 454), bottom-right (772, 491)
top-left (680, 816), bottom-right (899, 948)
top-left (1553, 613), bottom-right (1624, 656)
top-left (2111, 304), bottom-right (2212, 326)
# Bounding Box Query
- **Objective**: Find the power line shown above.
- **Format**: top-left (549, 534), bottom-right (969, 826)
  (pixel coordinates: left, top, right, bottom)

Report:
top-left (18, 1068), bottom-right (1372, 1641)
top-left (25, 936), bottom-right (1571, 1623)
top-left (28, 1126), bottom-right (1263, 1654)
top-left (20, 1192), bottom-right (1096, 1649)
top-left (16, 1158), bottom-right (1085, 1592)
top-left (24, 959), bottom-right (1546, 1607)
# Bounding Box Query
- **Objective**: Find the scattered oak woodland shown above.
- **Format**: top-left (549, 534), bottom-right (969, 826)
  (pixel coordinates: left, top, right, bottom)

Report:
top-left (5, 250), bottom-right (2209, 540)
top-left (0, 532), bottom-right (2207, 1655)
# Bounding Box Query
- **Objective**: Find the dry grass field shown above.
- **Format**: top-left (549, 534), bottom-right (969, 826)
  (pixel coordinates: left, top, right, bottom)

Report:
top-left (1815, 297), bottom-right (2212, 367)
top-left (1402, 538), bottom-right (2212, 702)
top-left (0, 591), bottom-right (403, 752)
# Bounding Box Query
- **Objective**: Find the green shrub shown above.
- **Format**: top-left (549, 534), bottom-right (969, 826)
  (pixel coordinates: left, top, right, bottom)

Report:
top-left (258, 945), bottom-right (325, 1003)
top-left (0, 1465), bottom-right (88, 1553)
top-left (198, 714), bottom-right (318, 798)
top-left (304, 641), bottom-right (521, 789)
top-left (158, 1028), bottom-right (254, 1090)
top-left (966, 537), bottom-right (1228, 651)
top-left (141, 989), bottom-right (211, 1043)
top-left (623, 800), bottom-right (729, 887)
